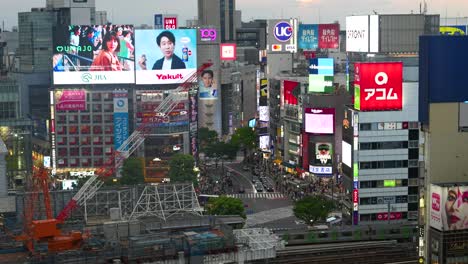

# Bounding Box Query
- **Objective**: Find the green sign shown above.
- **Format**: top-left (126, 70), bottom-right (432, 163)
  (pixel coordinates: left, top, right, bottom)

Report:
top-left (384, 180), bottom-right (396, 187)
top-left (354, 84), bottom-right (361, 110)
top-left (308, 75), bottom-right (334, 93)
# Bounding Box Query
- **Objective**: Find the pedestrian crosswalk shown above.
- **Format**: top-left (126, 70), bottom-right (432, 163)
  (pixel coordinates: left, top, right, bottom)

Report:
top-left (226, 192), bottom-right (286, 200)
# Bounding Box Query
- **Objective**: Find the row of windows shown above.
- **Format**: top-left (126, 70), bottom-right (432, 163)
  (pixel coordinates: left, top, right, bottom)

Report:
top-left (360, 160), bottom-right (408, 169)
top-left (359, 122), bottom-right (419, 131)
top-left (56, 125), bottom-right (114, 135)
top-left (359, 179), bottom-right (409, 188)
top-left (360, 196), bottom-right (408, 205)
top-left (360, 141), bottom-right (408, 150)
top-left (57, 157), bottom-right (112, 168)
top-left (360, 212), bottom-right (408, 222)
top-left (0, 102), bottom-right (17, 119)
top-left (57, 146), bottom-right (113, 157)
top-left (57, 114), bottom-right (114, 124)
top-left (56, 136), bottom-right (113, 145)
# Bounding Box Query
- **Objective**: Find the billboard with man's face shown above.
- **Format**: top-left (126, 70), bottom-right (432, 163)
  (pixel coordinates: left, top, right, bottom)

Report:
top-left (199, 69), bottom-right (217, 100)
top-left (135, 29), bottom-right (197, 84)
top-left (52, 24), bottom-right (135, 84)
top-left (430, 184), bottom-right (468, 231)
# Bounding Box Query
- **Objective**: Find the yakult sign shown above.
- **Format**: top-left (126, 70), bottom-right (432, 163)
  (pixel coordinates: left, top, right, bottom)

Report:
top-left (354, 62), bottom-right (403, 111)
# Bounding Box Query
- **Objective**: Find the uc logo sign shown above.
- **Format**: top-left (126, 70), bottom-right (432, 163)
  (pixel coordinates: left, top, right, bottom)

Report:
top-left (274, 21), bottom-right (293, 42)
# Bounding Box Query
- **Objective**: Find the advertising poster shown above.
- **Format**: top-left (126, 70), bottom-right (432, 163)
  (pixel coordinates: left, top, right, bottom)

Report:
top-left (430, 184), bottom-right (468, 231)
top-left (440, 25), bottom-right (467, 35)
top-left (135, 29), bottom-right (197, 84)
top-left (309, 141), bottom-right (333, 175)
top-left (308, 58), bottom-right (334, 93)
top-left (55, 90), bottom-right (86, 111)
top-left (113, 90), bottom-right (129, 150)
top-left (354, 62), bottom-right (403, 111)
top-left (318, 24), bottom-right (339, 49)
top-left (304, 108), bottom-right (335, 134)
top-left (53, 24), bottom-right (135, 84)
top-left (199, 69), bottom-right (218, 100)
top-left (346, 16), bottom-right (369, 52)
top-left (298, 24), bottom-right (318, 50)
top-left (282, 80), bottom-right (300, 106)
top-left (267, 19), bottom-right (298, 53)
top-left (259, 78), bottom-right (268, 106)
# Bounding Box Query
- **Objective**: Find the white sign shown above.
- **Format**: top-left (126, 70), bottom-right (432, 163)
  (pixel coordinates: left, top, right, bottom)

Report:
top-left (54, 71), bottom-right (135, 85)
top-left (346, 16), bottom-right (369, 52)
top-left (342, 141), bottom-right (352, 168)
top-left (70, 171), bottom-right (95, 178)
top-left (309, 165), bottom-right (332, 174)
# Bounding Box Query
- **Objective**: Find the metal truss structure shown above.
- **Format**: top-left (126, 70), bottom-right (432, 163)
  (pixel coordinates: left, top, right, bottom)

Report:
top-left (233, 228), bottom-right (285, 251)
top-left (128, 183), bottom-right (202, 221)
top-left (83, 188), bottom-right (133, 222)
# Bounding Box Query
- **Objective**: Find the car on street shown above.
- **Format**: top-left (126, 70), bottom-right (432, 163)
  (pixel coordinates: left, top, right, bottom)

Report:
top-left (238, 187), bottom-right (245, 193)
top-left (255, 183), bottom-right (264, 192)
top-left (252, 176), bottom-right (259, 184)
top-left (265, 185), bottom-right (274, 192)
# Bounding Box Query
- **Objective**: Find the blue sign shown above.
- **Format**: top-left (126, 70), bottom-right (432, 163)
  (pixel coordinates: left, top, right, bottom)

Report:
top-left (298, 24), bottom-right (318, 50)
top-left (309, 58), bottom-right (334, 75)
top-left (274, 21), bottom-right (293, 42)
top-left (114, 112), bottom-right (129, 150)
top-left (154, 14), bottom-right (163, 29)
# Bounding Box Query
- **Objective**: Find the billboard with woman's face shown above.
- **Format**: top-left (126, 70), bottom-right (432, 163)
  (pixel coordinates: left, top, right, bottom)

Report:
top-left (134, 29), bottom-right (197, 84)
top-left (430, 184), bottom-right (468, 231)
top-left (52, 24), bottom-right (135, 84)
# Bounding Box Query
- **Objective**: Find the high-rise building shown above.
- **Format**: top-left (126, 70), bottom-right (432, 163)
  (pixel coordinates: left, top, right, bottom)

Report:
top-left (198, 0), bottom-right (237, 42)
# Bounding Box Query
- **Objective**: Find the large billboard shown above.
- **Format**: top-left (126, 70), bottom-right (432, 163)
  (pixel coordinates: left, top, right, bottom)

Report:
top-left (309, 142), bottom-right (333, 175)
top-left (135, 29), bottom-right (197, 84)
top-left (267, 19), bottom-right (298, 53)
top-left (308, 58), bottom-right (334, 93)
top-left (430, 184), bottom-right (468, 231)
top-left (304, 108), bottom-right (335, 135)
top-left (354, 62), bottom-right (403, 111)
top-left (55, 90), bottom-right (86, 111)
top-left (346, 15), bottom-right (379, 53)
top-left (53, 24), bottom-right (135, 84)
top-left (199, 69), bottom-right (218, 100)
top-left (440, 25), bottom-right (467, 35)
top-left (318, 24), bottom-right (340, 49)
top-left (298, 24), bottom-right (318, 50)
top-left (281, 80), bottom-right (299, 107)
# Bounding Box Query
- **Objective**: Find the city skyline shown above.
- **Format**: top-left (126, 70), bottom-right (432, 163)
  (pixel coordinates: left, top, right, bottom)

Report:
top-left (2, 0), bottom-right (468, 31)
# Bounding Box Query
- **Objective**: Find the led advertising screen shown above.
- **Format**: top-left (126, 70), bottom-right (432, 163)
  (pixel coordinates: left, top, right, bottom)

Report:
top-left (346, 16), bottom-right (369, 52)
top-left (282, 80), bottom-right (299, 106)
top-left (430, 184), bottom-right (468, 231)
top-left (55, 90), bottom-right (86, 111)
top-left (318, 24), bottom-right (339, 49)
top-left (199, 69), bottom-right (218, 100)
top-left (440, 25), bottom-right (467, 35)
top-left (53, 24), bottom-right (135, 84)
top-left (298, 24), bottom-right (318, 50)
top-left (259, 78), bottom-right (268, 106)
top-left (304, 108), bottom-right (335, 134)
top-left (354, 62), bottom-right (403, 111)
top-left (309, 75), bottom-right (334, 93)
top-left (259, 135), bottom-right (270, 152)
top-left (259, 106), bottom-right (269, 122)
top-left (309, 142), bottom-right (333, 174)
top-left (135, 29), bottom-right (197, 84)
top-left (220, 43), bottom-right (237, 60)
top-left (342, 141), bottom-right (352, 168)
top-left (309, 58), bottom-right (334, 75)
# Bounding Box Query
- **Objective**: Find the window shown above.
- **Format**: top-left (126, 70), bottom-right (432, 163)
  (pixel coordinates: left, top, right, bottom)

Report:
top-left (408, 195), bottom-right (419, 203)
top-left (408, 168), bottom-right (418, 178)
top-left (92, 104), bottom-right (102, 112)
top-left (93, 126), bottom-right (102, 134)
top-left (93, 136), bottom-right (102, 144)
top-left (69, 126), bottom-right (78, 134)
top-left (69, 158), bottom-right (78, 167)
top-left (81, 158), bottom-right (91, 166)
top-left (103, 104), bottom-right (113, 112)
top-left (94, 158), bottom-right (103, 166)
top-left (0, 102), bottom-right (17, 119)
top-left (80, 125), bottom-right (90, 134)
top-left (360, 123), bottom-right (372, 131)
top-left (360, 160), bottom-right (408, 170)
top-left (81, 115), bottom-right (90, 123)
top-left (57, 126), bottom-right (67, 134)
top-left (57, 115), bottom-right (66, 124)
top-left (92, 93), bottom-right (101, 101)
top-left (103, 93), bottom-right (113, 101)
top-left (57, 136), bottom-right (67, 145)
top-left (104, 136), bottom-right (113, 144)
top-left (69, 115), bottom-right (78, 123)
top-left (104, 147), bottom-right (113, 155)
top-left (408, 186), bottom-right (418, 195)
top-left (82, 147), bottom-right (91, 156)
top-left (69, 148), bottom-right (79, 156)
top-left (408, 178), bottom-right (418, 186)
top-left (69, 136), bottom-right (79, 145)
top-left (93, 147), bottom-right (103, 155)
top-left (408, 202), bottom-right (418, 211)
top-left (81, 136), bottom-right (91, 145)
top-left (409, 130), bottom-right (419, 140)
top-left (58, 148), bottom-right (67, 156)
top-left (409, 149), bottom-right (418, 159)
top-left (93, 115), bottom-right (102, 123)
top-left (104, 125), bottom-right (113, 134)
top-left (104, 115), bottom-right (113, 123)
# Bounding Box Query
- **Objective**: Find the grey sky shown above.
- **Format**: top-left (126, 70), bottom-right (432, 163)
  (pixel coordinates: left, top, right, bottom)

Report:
top-left (1, 0), bottom-right (467, 31)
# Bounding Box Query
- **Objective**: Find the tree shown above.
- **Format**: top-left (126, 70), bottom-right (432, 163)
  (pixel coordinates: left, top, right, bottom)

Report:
top-left (206, 196), bottom-right (246, 219)
top-left (293, 196), bottom-right (335, 225)
top-left (230, 126), bottom-right (257, 161)
top-left (198, 127), bottom-right (218, 153)
top-left (168, 154), bottom-right (197, 185)
top-left (119, 157), bottom-right (145, 185)
top-left (205, 141), bottom-right (239, 168)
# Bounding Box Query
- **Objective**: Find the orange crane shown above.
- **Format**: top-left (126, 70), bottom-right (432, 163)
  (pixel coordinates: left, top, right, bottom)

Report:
top-left (16, 62), bottom-right (213, 253)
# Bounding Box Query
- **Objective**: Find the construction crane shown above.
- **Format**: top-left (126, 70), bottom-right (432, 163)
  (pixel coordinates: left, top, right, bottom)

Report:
top-left (17, 62), bottom-right (213, 253)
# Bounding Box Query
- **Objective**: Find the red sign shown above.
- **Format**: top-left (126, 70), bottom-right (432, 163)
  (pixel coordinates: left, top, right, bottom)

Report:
top-left (318, 24), bottom-right (339, 49)
top-left (353, 189), bottom-right (359, 203)
top-left (354, 62), bottom-right (403, 111)
top-left (303, 51), bottom-right (316, 59)
top-left (55, 90), bottom-right (86, 111)
top-left (220, 43), bottom-right (237, 61)
top-left (432, 192), bottom-right (441, 211)
top-left (164, 17), bottom-right (177, 29)
top-left (376, 212), bottom-right (402, 221)
top-left (283, 80), bottom-right (299, 106)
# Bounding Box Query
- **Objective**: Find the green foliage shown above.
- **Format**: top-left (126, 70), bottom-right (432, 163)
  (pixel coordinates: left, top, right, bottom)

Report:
top-left (293, 196), bottom-right (335, 225)
top-left (119, 157), bottom-right (145, 185)
top-left (230, 126), bottom-right (257, 151)
top-left (205, 141), bottom-right (239, 166)
top-left (206, 196), bottom-right (246, 219)
top-left (198, 127), bottom-right (218, 153)
top-left (168, 154), bottom-right (197, 185)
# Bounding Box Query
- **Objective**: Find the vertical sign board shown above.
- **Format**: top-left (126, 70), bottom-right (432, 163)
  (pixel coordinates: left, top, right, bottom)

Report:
top-left (298, 24), bottom-right (318, 50)
top-left (113, 90), bottom-right (129, 150)
top-left (154, 14), bottom-right (163, 29)
top-left (354, 62), bottom-right (403, 111)
top-left (189, 93), bottom-right (198, 166)
top-left (346, 16), bottom-right (369, 52)
top-left (318, 24), bottom-right (339, 49)
top-left (164, 16), bottom-right (178, 29)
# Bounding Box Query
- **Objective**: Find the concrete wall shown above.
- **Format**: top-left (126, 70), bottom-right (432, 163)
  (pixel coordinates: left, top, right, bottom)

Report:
top-left (428, 103), bottom-right (468, 183)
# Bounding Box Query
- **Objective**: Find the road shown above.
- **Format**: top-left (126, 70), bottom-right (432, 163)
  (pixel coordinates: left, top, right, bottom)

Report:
top-left (224, 162), bottom-right (304, 230)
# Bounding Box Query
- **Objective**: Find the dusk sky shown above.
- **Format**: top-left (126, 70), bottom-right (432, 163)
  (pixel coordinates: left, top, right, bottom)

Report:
top-left (1, 0), bottom-right (467, 31)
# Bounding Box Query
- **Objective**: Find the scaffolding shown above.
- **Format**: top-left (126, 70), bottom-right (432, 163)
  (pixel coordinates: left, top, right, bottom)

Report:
top-left (83, 187), bottom-right (133, 223)
top-left (128, 183), bottom-right (202, 221)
